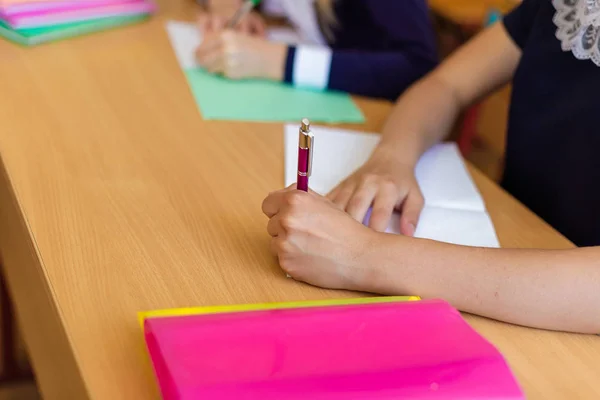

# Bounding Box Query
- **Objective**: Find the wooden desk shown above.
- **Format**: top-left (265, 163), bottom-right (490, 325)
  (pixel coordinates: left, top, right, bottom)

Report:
top-left (0, 3), bottom-right (598, 399)
top-left (429, 0), bottom-right (519, 25)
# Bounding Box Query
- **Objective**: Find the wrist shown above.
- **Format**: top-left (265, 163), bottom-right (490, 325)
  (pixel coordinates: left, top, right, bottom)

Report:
top-left (364, 235), bottom-right (488, 304)
top-left (349, 232), bottom-right (401, 294)
top-left (372, 136), bottom-right (423, 169)
top-left (369, 143), bottom-right (418, 172)
top-left (357, 233), bottom-right (432, 296)
top-left (265, 42), bottom-right (286, 81)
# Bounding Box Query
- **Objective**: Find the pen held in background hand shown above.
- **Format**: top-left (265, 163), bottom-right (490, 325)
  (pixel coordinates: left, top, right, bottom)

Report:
top-left (297, 118), bottom-right (314, 192)
top-left (226, 0), bottom-right (261, 29)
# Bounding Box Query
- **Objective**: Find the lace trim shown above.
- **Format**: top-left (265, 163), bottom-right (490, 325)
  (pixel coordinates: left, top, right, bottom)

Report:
top-left (553, 0), bottom-right (600, 66)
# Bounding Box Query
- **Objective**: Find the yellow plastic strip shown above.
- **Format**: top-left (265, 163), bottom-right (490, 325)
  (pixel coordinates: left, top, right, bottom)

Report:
top-left (138, 296), bottom-right (420, 329)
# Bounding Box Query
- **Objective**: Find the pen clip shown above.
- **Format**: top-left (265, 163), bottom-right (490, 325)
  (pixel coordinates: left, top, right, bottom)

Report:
top-left (307, 132), bottom-right (314, 177)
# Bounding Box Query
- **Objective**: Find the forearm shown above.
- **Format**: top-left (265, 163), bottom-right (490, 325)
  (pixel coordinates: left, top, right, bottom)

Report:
top-left (374, 75), bottom-right (461, 166)
top-left (366, 235), bottom-right (600, 333)
top-left (373, 24), bottom-right (521, 166)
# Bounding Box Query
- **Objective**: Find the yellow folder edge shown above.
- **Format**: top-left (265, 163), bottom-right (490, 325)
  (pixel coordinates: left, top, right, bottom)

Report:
top-left (138, 296), bottom-right (420, 331)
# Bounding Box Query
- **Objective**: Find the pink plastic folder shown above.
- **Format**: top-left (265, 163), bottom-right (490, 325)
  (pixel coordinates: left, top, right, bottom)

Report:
top-left (143, 299), bottom-right (524, 399)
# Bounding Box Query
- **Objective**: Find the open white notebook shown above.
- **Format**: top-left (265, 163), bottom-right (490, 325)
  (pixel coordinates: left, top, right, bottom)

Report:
top-left (284, 125), bottom-right (500, 248)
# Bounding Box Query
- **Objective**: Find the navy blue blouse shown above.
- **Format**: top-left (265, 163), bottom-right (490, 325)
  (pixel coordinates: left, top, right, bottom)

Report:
top-left (503, 0), bottom-right (600, 246)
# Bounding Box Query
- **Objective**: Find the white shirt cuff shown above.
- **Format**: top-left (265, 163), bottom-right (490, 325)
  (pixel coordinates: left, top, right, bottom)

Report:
top-left (292, 45), bottom-right (332, 90)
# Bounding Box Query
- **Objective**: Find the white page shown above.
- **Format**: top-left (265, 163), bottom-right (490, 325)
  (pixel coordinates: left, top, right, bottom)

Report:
top-left (414, 207), bottom-right (499, 247)
top-left (166, 21), bottom-right (201, 69)
top-left (283, 124), bottom-right (499, 248)
top-left (415, 145), bottom-right (486, 212)
top-left (165, 21), bottom-right (303, 70)
top-left (361, 207), bottom-right (499, 248)
top-left (262, 0), bottom-right (287, 17)
top-left (284, 125), bottom-right (485, 211)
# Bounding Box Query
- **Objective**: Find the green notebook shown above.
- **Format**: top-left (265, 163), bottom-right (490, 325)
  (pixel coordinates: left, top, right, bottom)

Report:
top-left (0, 14), bottom-right (149, 46)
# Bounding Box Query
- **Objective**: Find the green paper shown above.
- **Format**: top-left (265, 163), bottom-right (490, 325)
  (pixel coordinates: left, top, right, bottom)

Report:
top-left (0, 14), bottom-right (149, 46)
top-left (184, 68), bottom-right (365, 123)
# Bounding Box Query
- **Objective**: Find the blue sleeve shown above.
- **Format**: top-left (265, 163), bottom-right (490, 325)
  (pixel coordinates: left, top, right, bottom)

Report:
top-left (327, 0), bottom-right (438, 100)
top-left (328, 51), bottom-right (435, 100)
top-left (326, 49), bottom-right (436, 100)
top-left (283, 46), bottom-right (436, 101)
top-left (502, 0), bottom-right (541, 49)
top-left (284, 0), bottom-right (438, 101)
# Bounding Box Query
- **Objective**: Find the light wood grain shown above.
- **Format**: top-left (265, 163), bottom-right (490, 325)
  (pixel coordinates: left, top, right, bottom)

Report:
top-left (429, 0), bottom-right (519, 25)
top-left (0, 3), bottom-right (598, 399)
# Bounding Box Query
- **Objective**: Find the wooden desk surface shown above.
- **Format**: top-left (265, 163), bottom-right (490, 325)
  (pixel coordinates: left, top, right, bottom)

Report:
top-left (0, 4), bottom-right (598, 399)
top-left (429, 0), bottom-right (519, 25)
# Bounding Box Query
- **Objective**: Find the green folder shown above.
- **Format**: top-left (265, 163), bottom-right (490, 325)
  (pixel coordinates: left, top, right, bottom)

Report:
top-left (0, 14), bottom-right (150, 46)
top-left (184, 69), bottom-right (366, 123)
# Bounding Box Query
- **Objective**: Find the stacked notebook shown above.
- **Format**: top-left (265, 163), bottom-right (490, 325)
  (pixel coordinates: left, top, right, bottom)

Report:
top-left (140, 297), bottom-right (524, 399)
top-left (0, 0), bottom-right (155, 46)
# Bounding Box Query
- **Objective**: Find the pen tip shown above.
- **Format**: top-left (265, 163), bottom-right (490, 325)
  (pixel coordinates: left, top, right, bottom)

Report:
top-left (301, 118), bottom-right (310, 132)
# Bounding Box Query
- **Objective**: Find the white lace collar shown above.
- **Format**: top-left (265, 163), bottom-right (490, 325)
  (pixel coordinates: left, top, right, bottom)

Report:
top-left (553, 0), bottom-right (600, 66)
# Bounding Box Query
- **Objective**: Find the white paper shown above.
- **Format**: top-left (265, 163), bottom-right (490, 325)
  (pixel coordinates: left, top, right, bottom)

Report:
top-left (412, 207), bottom-right (499, 247)
top-left (166, 21), bottom-right (202, 69)
top-left (266, 27), bottom-right (303, 45)
top-left (415, 145), bottom-right (485, 212)
top-left (165, 21), bottom-right (303, 71)
top-left (361, 207), bottom-right (498, 248)
top-left (262, 0), bottom-right (287, 17)
top-left (283, 124), bottom-right (500, 248)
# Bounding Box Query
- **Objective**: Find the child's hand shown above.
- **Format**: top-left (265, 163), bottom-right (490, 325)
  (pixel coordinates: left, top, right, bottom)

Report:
top-left (198, 11), bottom-right (266, 37)
top-left (327, 146), bottom-right (424, 236)
top-left (195, 31), bottom-right (286, 81)
top-left (262, 186), bottom-right (380, 291)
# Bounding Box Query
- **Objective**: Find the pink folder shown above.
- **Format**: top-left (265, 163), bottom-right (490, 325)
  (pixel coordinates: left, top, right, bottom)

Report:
top-left (143, 299), bottom-right (524, 399)
top-left (0, 0), bottom-right (126, 15)
top-left (0, 0), bottom-right (154, 28)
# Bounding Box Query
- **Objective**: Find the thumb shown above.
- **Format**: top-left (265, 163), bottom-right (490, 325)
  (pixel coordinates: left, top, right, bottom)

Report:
top-left (208, 17), bottom-right (225, 33)
top-left (197, 14), bottom-right (208, 32)
top-left (252, 19), bottom-right (266, 37)
top-left (237, 18), bottom-right (251, 33)
top-left (399, 190), bottom-right (424, 236)
top-left (284, 184), bottom-right (319, 196)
